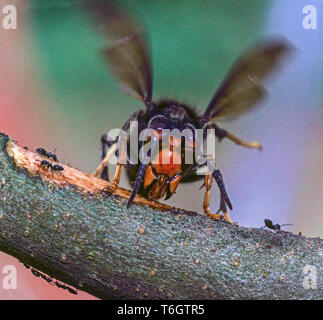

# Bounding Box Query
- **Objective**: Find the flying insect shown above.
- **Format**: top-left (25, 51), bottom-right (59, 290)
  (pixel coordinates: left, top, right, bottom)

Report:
top-left (76, 0), bottom-right (291, 222)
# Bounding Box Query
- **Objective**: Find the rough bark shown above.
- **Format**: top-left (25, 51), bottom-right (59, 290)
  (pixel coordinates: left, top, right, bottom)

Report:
top-left (0, 132), bottom-right (321, 299)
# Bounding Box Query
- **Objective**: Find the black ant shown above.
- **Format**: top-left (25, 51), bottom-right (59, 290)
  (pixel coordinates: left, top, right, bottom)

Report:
top-left (38, 160), bottom-right (64, 173)
top-left (36, 147), bottom-right (47, 156)
top-left (25, 264), bottom-right (50, 282)
top-left (52, 164), bottom-right (64, 172)
top-left (36, 147), bottom-right (58, 162)
top-left (264, 219), bottom-right (292, 231)
top-left (54, 281), bottom-right (77, 294)
top-left (40, 160), bottom-right (53, 169)
top-left (31, 269), bottom-right (41, 277)
top-left (67, 287), bottom-right (78, 295)
top-left (40, 273), bottom-right (54, 285)
top-left (27, 265), bottom-right (77, 294)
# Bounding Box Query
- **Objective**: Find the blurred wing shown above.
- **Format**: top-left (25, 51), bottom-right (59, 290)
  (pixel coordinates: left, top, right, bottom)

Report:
top-left (204, 40), bottom-right (292, 122)
top-left (75, 0), bottom-right (153, 103)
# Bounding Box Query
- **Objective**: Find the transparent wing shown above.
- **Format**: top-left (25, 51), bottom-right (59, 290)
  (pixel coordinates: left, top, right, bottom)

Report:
top-left (75, 0), bottom-right (153, 103)
top-left (204, 40), bottom-right (292, 122)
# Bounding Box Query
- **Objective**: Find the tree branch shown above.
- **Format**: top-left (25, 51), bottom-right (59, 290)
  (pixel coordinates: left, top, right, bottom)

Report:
top-left (0, 132), bottom-right (321, 299)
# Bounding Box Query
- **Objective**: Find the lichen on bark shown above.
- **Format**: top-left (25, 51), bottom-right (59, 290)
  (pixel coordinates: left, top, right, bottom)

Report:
top-left (0, 132), bottom-right (321, 299)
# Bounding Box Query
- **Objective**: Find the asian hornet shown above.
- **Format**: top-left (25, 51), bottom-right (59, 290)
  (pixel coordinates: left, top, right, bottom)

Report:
top-left (76, 0), bottom-right (291, 222)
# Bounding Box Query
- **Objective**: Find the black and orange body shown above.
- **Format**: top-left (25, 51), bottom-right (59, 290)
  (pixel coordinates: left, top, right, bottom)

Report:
top-left (125, 100), bottom-right (201, 202)
top-left (143, 129), bottom-right (187, 200)
top-left (77, 0), bottom-right (291, 221)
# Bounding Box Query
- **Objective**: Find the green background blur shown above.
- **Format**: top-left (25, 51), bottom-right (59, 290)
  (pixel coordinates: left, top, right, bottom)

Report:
top-left (28, 0), bottom-right (270, 174)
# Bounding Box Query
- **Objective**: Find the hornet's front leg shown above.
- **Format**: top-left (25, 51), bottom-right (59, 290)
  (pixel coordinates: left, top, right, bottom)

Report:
top-left (93, 111), bottom-right (141, 180)
top-left (108, 134), bottom-right (128, 193)
top-left (93, 133), bottom-right (117, 180)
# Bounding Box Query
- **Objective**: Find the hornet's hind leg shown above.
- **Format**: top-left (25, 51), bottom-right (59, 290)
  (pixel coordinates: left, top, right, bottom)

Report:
top-left (210, 123), bottom-right (262, 151)
top-left (225, 131), bottom-right (262, 151)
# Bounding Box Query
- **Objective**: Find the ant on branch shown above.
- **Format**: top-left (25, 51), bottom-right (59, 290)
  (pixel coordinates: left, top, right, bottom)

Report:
top-left (52, 164), bottom-right (64, 172)
top-left (38, 160), bottom-right (64, 173)
top-left (36, 147), bottom-right (64, 173)
top-left (26, 265), bottom-right (77, 295)
top-left (36, 147), bottom-right (59, 162)
top-left (263, 219), bottom-right (292, 231)
top-left (54, 281), bottom-right (78, 294)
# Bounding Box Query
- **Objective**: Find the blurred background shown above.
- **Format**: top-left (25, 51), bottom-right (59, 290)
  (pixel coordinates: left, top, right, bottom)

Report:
top-left (0, 0), bottom-right (322, 299)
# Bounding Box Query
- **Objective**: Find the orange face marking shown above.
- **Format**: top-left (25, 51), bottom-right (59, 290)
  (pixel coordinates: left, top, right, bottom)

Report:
top-left (142, 134), bottom-right (195, 199)
top-left (151, 135), bottom-right (182, 178)
top-left (152, 148), bottom-right (181, 178)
